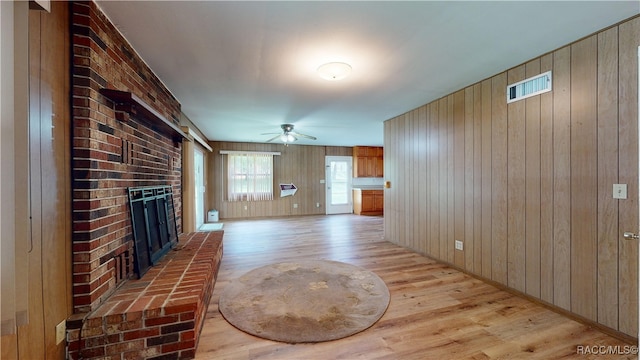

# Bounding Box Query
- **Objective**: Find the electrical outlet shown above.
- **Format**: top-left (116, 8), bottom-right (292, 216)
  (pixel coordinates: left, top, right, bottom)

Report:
top-left (455, 240), bottom-right (463, 251)
top-left (613, 184), bottom-right (627, 199)
top-left (55, 320), bottom-right (66, 345)
top-left (316, 202), bottom-right (320, 208)
top-left (244, 205), bottom-right (248, 210)
top-left (293, 203), bottom-right (298, 209)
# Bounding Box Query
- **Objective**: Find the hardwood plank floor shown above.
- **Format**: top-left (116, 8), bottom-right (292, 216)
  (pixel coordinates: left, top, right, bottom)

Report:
top-left (195, 215), bottom-right (635, 359)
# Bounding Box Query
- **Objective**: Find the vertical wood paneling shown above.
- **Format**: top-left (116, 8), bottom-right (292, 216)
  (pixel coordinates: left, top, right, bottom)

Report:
top-left (454, 90), bottom-right (465, 267)
top-left (392, 116), bottom-right (404, 241)
top-left (448, 95), bottom-right (456, 264)
top-left (3, 4), bottom-right (27, 357)
top-left (618, 17), bottom-right (639, 336)
top-left (439, 97), bottom-right (448, 261)
top-left (400, 114), bottom-right (409, 250)
top-left (0, 0), bottom-right (19, 348)
top-left (570, 35), bottom-right (598, 321)
top-left (596, 26), bottom-right (620, 329)
top-left (383, 120), bottom-right (393, 241)
top-left (391, 117), bottom-right (399, 241)
top-left (20, 12), bottom-right (45, 358)
top-left (418, 106), bottom-right (428, 254)
top-left (182, 141), bottom-right (196, 232)
top-left (464, 86), bottom-right (475, 270)
top-left (411, 111), bottom-right (419, 251)
top-left (552, 46), bottom-right (572, 311)
top-left (382, 15), bottom-right (639, 338)
top-left (539, 53), bottom-right (554, 304)
top-left (16, 3), bottom-right (71, 358)
top-left (405, 113), bottom-right (413, 248)
top-left (507, 64), bottom-right (527, 292)
top-left (491, 73), bottom-right (508, 285)
top-left (210, 142), bottom-right (351, 219)
top-left (405, 113), bottom-right (413, 247)
top-left (481, 79), bottom-right (493, 279)
top-left (525, 59), bottom-right (542, 298)
top-left (473, 83), bottom-right (483, 274)
top-left (429, 102), bottom-right (440, 258)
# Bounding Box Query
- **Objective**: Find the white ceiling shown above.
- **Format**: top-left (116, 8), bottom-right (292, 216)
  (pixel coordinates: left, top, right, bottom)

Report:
top-left (96, 1), bottom-right (639, 147)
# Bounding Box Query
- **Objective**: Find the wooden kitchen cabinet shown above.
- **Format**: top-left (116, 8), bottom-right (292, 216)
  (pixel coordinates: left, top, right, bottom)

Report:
top-left (375, 155), bottom-right (384, 177)
top-left (353, 146), bottom-right (383, 178)
top-left (353, 189), bottom-right (383, 216)
top-left (373, 191), bottom-right (384, 211)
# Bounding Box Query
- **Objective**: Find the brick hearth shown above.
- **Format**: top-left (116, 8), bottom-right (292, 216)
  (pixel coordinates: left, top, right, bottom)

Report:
top-left (67, 231), bottom-right (223, 360)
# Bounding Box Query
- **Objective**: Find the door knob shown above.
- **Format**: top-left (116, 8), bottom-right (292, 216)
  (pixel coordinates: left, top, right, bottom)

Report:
top-left (623, 232), bottom-right (640, 240)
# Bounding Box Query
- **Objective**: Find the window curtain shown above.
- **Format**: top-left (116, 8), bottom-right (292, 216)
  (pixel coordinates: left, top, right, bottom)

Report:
top-left (227, 152), bottom-right (274, 201)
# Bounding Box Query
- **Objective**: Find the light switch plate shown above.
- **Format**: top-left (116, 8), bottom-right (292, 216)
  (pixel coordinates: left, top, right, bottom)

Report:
top-left (613, 184), bottom-right (627, 199)
top-left (55, 320), bottom-right (66, 344)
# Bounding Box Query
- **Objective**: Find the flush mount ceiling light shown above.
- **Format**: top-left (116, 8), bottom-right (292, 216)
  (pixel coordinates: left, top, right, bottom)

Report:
top-left (317, 62), bottom-right (352, 81)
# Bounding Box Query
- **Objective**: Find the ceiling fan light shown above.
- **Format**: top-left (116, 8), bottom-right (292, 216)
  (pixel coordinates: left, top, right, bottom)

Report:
top-left (317, 62), bottom-right (352, 81)
top-left (280, 134), bottom-right (296, 142)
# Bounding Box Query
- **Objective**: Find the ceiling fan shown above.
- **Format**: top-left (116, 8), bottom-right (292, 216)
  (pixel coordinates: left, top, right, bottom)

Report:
top-left (262, 124), bottom-right (317, 144)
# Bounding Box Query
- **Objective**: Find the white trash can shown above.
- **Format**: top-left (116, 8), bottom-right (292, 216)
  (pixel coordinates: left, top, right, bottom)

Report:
top-left (207, 209), bottom-right (219, 222)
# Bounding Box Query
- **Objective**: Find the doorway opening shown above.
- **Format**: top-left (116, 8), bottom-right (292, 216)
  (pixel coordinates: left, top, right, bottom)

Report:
top-left (325, 156), bottom-right (353, 214)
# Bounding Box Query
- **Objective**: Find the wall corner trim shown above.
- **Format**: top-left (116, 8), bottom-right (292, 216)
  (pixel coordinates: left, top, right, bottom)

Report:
top-left (181, 126), bottom-right (213, 152)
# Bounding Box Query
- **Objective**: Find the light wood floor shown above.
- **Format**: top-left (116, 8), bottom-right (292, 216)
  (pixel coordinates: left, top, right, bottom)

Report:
top-left (195, 215), bottom-right (635, 359)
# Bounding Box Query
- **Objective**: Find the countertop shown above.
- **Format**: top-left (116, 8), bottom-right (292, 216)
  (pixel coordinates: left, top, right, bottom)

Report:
top-left (352, 186), bottom-right (384, 190)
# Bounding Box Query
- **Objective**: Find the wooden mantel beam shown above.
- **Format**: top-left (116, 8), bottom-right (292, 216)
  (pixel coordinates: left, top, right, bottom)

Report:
top-left (100, 89), bottom-right (188, 141)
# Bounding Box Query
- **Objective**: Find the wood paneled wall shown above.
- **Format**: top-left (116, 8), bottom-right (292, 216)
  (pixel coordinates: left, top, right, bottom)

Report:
top-left (384, 16), bottom-right (640, 337)
top-left (0, 2), bottom-right (72, 358)
top-left (209, 142), bottom-right (352, 219)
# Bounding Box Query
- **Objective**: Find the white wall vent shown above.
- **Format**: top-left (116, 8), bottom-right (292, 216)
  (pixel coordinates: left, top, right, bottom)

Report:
top-left (507, 71), bottom-right (552, 103)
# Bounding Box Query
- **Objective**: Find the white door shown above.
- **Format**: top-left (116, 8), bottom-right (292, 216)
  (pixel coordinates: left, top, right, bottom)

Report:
top-left (194, 148), bottom-right (205, 228)
top-left (325, 156), bottom-right (352, 214)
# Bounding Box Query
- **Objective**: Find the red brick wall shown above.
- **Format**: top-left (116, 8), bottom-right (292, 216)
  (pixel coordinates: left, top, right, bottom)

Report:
top-left (71, 0), bottom-right (183, 314)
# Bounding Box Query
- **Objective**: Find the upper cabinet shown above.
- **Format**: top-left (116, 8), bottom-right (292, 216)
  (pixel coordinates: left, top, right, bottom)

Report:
top-left (353, 146), bottom-right (383, 177)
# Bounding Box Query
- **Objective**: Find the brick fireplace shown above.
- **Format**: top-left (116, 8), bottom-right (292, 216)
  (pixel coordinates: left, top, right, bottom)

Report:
top-left (70, 0), bottom-right (183, 314)
top-left (67, 2), bottom-right (221, 359)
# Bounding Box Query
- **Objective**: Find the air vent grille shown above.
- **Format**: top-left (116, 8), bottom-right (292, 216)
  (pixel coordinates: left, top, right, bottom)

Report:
top-left (507, 71), bottom-right (552, 103)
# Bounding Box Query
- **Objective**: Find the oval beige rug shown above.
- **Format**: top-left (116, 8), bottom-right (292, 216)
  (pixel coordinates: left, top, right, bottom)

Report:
top-left (218, 260), bottom-right (390, 343)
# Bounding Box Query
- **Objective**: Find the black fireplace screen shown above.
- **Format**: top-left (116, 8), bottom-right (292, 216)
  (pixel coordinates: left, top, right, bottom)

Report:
top-left (128, 185), bottom-right (179, 278)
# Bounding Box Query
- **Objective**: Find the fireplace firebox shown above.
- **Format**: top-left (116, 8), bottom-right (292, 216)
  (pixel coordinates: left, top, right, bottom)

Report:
top-left (127, 185), bottom-right (179, 277)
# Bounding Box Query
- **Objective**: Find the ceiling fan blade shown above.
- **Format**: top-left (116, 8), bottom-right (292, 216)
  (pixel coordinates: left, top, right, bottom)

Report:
top-left (262, 124), bottom-right (316, 143)
top-left (291, 132), bottom-right (317, 140)
top-left (265, 134), bottom-right (281, 142)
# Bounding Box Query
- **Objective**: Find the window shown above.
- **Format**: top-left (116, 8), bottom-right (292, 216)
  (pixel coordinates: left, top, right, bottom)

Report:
top-left (226, 152), bottom-right (274, 201)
